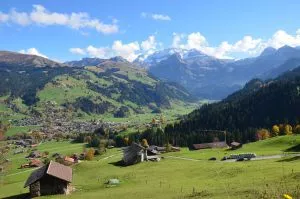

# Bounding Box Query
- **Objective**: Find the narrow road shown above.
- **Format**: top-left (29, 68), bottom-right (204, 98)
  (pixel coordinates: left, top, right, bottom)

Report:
top-left (223, 153), bottom-right (300, 162)
top-left (164, 153), bottom-right (300, 163)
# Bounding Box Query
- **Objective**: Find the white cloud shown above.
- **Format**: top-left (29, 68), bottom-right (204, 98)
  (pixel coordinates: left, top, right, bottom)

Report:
top-left (186, 32), bottom-right (207, 49)
top-left (70, 41), bottom-right (140, 62)
top-left (69, 48), bottom-right (86, 55)
top-left (152, 14), bottom-right (171, 21)
top-left (0, 5), bottom-right (118, 34)
top-left (141, 35), bottom-right (157, 51)
top-left (0, 12), bottom-right (9, 23)
top-left (141, 12), bottom-right (171, 21)
top-left (70, 36), bottom-right (161, 62)
top-left (267, 30), bottom-right (300, 49)
top-left (10, 9), bottom-right (31, 26)
top-left (70, 29), bottom-right (300, 61)
top-left (19, 48), bottom-right (48, 58)
top-left (172, 33), bottom-right (185, 49)
top-left (86, 45), bottom-right (110, 58)
top-left (172, 29), bottom-right (300, 59)
top-left (111, 40), bottom-right (140, 61)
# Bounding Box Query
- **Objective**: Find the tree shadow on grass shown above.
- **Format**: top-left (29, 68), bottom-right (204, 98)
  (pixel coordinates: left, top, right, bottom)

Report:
top-left (277, 156), bottom-right (300, 162)
top-left (108, 160), bottom-right (127, 167)
top-left (2, 193), bottom-right (30, 199)
top-left (284, 144), bottom-right (300, 152)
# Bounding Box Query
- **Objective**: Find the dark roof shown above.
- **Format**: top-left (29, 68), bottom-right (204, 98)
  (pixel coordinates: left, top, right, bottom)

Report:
top-left (122, 143), bottom-right (145, 164)
top-left (24, 161), bottom-right (72, 188)
top-left (24, 164), bottom-right (48, 188)
top-left (193, 142), bottom-right (228, 150)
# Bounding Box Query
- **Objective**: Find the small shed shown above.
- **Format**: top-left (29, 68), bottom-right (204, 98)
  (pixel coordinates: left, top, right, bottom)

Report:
top-left (193, 141), bottom-right (228, 150)
top-left (24, 161), bottom-right (72, 198)
top-left (230, 142), bottom-right (242, 150)
top-left (27, 151), bottom-right (41, 159)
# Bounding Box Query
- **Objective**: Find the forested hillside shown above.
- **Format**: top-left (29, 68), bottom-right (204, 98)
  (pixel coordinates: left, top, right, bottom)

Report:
top-left (130, 65), bottom-right (300, 147)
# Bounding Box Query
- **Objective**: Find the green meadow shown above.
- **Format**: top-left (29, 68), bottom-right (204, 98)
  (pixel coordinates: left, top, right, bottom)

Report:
top-left (1, 135), bottom-right (300, 199)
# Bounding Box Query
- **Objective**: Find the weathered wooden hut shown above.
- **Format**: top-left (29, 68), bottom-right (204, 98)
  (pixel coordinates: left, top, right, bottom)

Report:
top-left (24, 161), bottom-right (72, 197)
top-left (122, 143), bottom-right (162, 165)
top-left (122, 143), bottom-right (146, 165)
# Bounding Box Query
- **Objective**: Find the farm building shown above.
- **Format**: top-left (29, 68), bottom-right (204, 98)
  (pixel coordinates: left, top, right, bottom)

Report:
top-left (122, 143), bottom-right (160, 165)
top-left (230, 142), bottom-right (242, 150)
top-left (148, 145), bottom-right (181, 153)
top-left (122, 143), bottom-right (146, 165)
top-left (24, 161), bottom-right (72, 197)
top-left (193, 141), bottom-right (228, 150)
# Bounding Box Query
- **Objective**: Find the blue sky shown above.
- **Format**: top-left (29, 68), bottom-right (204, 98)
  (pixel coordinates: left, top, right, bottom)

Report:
top-left (1, 0), bottom-right (300, 61)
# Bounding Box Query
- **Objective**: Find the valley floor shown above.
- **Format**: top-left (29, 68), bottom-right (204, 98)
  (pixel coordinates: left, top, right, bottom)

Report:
top-left (1, 136), bottom-right (300, 199)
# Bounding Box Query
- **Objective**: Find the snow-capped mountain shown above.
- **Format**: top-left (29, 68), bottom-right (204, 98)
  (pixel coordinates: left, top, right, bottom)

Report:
top-left (135, 46), bottom-right (300, 99)
top-left (134, 48), bottom-right (220, 67)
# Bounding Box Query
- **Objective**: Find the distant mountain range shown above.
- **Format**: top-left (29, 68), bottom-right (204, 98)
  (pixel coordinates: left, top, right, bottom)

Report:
top-left (135, 45), bottom-right (300, 99)
top-left (2, 45), bottom-right (300, 102)
top-left (0, 51), bottom-right (194, 119)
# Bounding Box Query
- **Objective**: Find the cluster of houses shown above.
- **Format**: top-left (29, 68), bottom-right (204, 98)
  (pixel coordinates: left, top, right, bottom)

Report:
top-left (122, 142), bottom-right (180, 165)
top-left (14, 138), bottom-right (40, 148)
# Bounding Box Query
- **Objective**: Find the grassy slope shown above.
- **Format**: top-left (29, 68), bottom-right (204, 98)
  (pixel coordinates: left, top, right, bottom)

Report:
top-left (1, 135), bottom-right (300, 199)
top-left (35, 70), bottom-right (198, 121)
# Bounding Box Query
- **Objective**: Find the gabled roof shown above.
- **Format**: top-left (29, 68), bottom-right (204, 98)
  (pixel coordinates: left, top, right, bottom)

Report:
top-left (24, 164), bottom-right (48, 188)
top-left (24, 161), bottom-right (72, 188)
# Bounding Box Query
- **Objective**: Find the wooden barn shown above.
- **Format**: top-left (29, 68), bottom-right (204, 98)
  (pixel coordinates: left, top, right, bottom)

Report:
top-left (193, 141), bottom-right (228, 150)
top-left (122, 143), bottom-right (161, 165)
top-left (24, 161), bottom-right (72, 197)
top-left (122, 143), bottom-right (146, 165)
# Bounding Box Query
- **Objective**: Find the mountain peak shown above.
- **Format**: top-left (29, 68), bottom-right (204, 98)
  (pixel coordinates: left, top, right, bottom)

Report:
top-left (260, 47), bottom-right (276, 57)
top-left (276, 45), bottom-right (298, 55)
top-left (109, 56), bottom-right (128, 63)
top-left (0, 51), bottom-right (66, 68)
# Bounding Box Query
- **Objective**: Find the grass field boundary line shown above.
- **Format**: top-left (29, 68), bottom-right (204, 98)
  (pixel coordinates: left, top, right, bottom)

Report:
top-left (6, 167), bottom-right (38, 177)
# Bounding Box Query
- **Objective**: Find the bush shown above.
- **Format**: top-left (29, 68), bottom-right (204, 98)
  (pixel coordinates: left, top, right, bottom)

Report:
top-left (85, 148), bottom-right (95, 161)
top-left (256, 129), bottom-right (270, 140)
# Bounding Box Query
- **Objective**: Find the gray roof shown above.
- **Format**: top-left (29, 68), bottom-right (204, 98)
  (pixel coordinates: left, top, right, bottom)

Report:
top-left (122, 143), bottom-right (145, 165)
top-left (24, 161), bottom-right (72, 188)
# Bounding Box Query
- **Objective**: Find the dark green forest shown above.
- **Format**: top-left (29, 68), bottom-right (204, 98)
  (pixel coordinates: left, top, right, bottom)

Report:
top-left (126, 67), bottom-right (300, 147)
